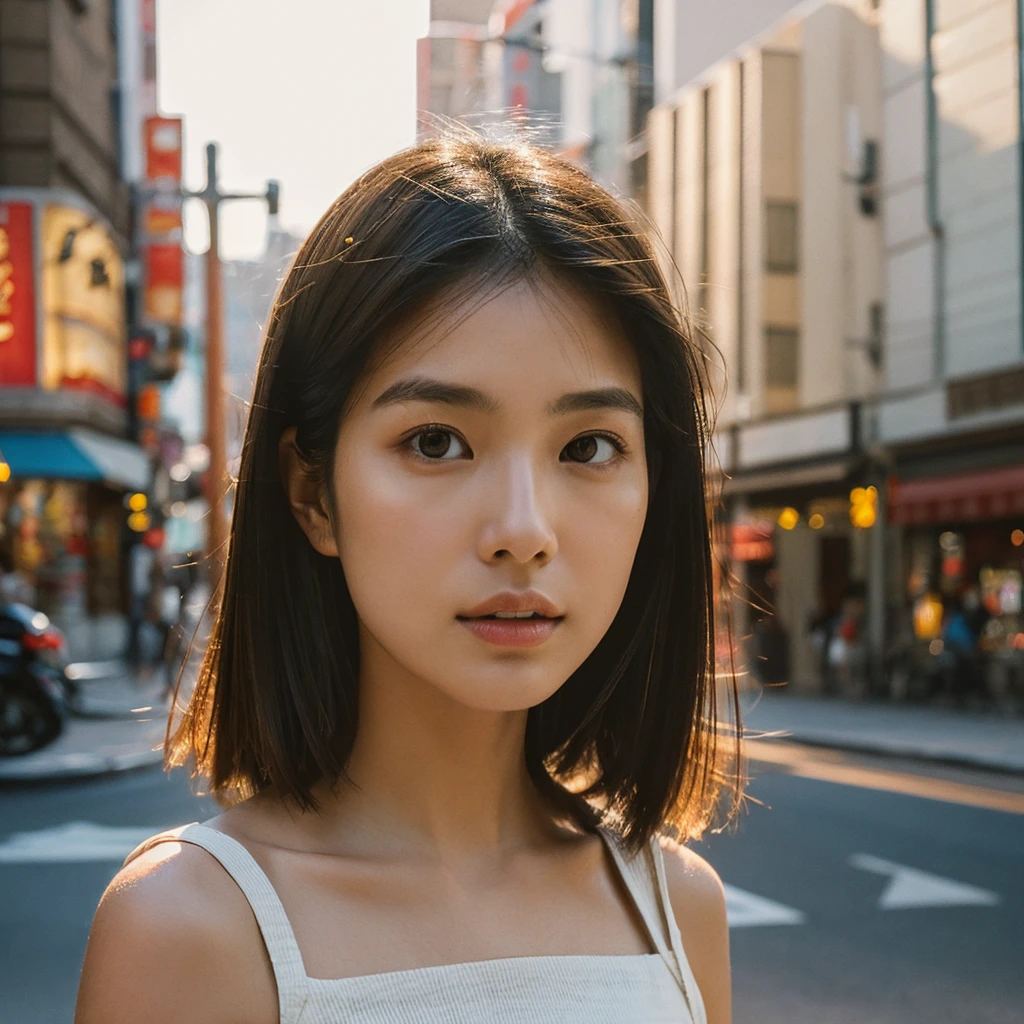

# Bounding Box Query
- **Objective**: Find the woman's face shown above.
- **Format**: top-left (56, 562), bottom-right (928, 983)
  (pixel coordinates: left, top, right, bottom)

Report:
top-left (304, 276), bottom-right (648, 711)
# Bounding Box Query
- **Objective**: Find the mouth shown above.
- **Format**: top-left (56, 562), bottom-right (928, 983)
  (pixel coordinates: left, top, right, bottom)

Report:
top-left (456, 611), bottom-right (564, 648)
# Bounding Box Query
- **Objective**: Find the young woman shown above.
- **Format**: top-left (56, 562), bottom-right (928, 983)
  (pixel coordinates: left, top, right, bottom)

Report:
top-left (75, 132), bottom-right (740, 1024)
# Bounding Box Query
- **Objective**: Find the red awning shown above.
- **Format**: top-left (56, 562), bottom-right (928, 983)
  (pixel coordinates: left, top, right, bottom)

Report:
top-left (889, 464), bottom-right (1024, 525)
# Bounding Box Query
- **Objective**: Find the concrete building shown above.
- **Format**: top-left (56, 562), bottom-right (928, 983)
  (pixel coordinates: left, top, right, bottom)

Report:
top-left (875, 0), bottom-right (1024, 706)
top-left (416, 0), bottom-right (654, 199)
top-left (0, 0), bottom-right (149, 661)
top-left (0, 0), bottom-right (131, 239)
top-left (416, 0), bottom-right (502, 138)
top-left (647, 0), bottom-right (887, 693)
top-left (222, 225), bottom-right (304, 474)
top-left (647, 0), bottom-right (1024, 704)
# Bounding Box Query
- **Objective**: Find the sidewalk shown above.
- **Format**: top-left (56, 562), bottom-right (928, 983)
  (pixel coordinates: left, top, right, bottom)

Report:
top-left (0, 670), bottom-right (172, 782)
top-left (5, 666), bottom-right (1023, 781)
top-left (742, 689), bottom-right (1024, 774)
top-left (0, 583), bottom-right (210, 783)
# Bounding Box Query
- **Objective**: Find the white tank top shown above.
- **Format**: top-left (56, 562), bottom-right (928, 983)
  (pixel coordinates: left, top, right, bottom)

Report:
top-left (125, 822), bottom-right (707, 1024)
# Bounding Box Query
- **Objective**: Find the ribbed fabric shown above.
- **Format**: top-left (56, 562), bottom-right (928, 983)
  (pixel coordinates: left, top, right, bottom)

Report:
top-left (125, 821), bottom-right (706, 1024)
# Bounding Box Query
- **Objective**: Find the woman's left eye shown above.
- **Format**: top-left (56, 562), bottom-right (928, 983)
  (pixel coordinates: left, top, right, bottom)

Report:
top-left (561, 434), bottom-right (624, 465)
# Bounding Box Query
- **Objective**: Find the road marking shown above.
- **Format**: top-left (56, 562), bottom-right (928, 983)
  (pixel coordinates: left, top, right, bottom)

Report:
top-left (745, 739), bottom-right (1024, 816)
top-left (0, 822), bottom-right (158, 863)
top-left (723, 884), bottom-right (806, 927)
top-left (849, 853), bottom-right (1000, 910)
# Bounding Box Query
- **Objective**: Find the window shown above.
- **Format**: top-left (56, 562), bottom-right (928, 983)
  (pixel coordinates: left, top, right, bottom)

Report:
top-left (765, 327), bottom-right (798, 387)
top-left (765, 201), bottom-right (799, 273)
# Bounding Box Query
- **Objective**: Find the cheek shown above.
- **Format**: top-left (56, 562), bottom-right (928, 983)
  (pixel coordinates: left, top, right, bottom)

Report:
top-left (564, 475), bottom-right (648, 608)
top-left (333, 448), bottom-right (464, 613)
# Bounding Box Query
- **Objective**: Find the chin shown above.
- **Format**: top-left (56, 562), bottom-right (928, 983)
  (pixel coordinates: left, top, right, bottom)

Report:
top-left (430, 665), bottom-right (567, 713)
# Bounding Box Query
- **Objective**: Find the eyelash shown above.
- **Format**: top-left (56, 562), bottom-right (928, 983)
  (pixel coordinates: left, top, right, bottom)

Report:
top-left (399, 425), bottom-right (630, 466)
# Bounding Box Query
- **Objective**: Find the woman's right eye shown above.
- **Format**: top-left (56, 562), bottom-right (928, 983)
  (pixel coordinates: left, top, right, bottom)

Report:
top-left (407, 428), bottom-right (469, 460)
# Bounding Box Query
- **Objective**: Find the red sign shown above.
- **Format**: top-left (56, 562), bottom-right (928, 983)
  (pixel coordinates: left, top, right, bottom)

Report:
top-left (143, 243), bottom-right (184, 324)
top-left (731, 522), bottom-right (775, 563)
top-left (144, 116), bottom-right (183, 184)
top-left (0, 201), bottom-right (37, 386)
top-left (144, 197), bottom-right (183, 237)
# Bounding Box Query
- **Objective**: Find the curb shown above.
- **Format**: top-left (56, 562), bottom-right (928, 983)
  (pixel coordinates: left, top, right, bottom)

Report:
top-left (773, 731), bottom-right (1024, 777)
top-left (0, 746), bottom-right (165, 784)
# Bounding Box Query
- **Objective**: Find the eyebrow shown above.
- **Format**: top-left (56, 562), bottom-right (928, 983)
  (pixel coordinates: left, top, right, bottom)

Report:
top-left (371, 376), bottom-right (643, 420)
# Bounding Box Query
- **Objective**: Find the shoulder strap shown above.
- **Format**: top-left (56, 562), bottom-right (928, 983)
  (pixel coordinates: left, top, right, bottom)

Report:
top-left (124, 823), bottom-right (309, 1024)
top-left (598, 827), bottom-right (686, 990)
top-left (650, 837), bottom-right (708, 1024)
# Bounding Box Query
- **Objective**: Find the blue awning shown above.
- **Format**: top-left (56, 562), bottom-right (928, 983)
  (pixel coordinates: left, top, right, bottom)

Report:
top-left (0, 430), bottom-right (150, 491)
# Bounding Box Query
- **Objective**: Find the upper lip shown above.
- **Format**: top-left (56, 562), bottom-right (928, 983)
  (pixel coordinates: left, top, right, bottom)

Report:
top-left (459, 591), bottom-right (564, 619)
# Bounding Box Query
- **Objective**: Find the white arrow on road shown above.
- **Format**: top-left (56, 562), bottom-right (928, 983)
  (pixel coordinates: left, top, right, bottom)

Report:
top-left (723, 884), bottom-right (806, 927)
top-left (0, 822), bottom-right (162, 864)
top-left (849, 853), bottom-right (1000, 910)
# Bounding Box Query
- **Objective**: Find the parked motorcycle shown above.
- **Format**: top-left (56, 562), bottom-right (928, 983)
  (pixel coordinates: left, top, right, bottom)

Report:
top-left (0, 603), bottom-right (78, 756)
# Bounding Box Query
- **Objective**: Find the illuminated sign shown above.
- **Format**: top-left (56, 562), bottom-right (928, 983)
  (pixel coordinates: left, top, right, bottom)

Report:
top-left (0, 201), bottom-right (37, 386)
top-left (143, 243), bottom-right (184, 324)
top-left (144, 116), bottom-right (183, 183)
top-left (142, 115), bottom-right (184, 327)
top-left (40, 205), bottom-right (127, 407)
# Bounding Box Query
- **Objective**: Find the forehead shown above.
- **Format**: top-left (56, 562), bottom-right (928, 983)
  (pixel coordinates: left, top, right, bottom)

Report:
top-left (361, 274), bottom-right (641, 400)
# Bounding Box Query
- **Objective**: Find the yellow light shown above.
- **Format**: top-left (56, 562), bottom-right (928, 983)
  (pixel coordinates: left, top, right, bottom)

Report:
top-left (849, 484), bottom-right (878, 528)
top-left (127, 510), bottom-right (151, 532)
top-left (808, 513), bottom-right (825, 530)
top-left (1012, 529), bottom-right (1024, 548)
top-left (777, 507), bottom-right (800, 530)
top-left (852, 506), bottom-right (877, 529)
top-left (0, 461), bottom-right (10, 483)
top-left (128, 492), bottom-right (148, 512)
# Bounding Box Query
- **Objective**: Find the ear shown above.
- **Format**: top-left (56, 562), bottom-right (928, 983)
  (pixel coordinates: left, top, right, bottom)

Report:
top-left (278, 426), bottom-right (339, 558)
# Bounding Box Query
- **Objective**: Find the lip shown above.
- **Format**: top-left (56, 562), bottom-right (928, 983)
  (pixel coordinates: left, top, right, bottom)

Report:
top-left (458, 616), bottom-right (562, 648)
top-left (458, 590), bottom-right (564, 619)
top-left (457, 590), bottom-right (564, 649)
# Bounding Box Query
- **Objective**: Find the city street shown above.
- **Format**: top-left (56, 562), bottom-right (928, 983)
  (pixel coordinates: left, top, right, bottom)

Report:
top-left (1, 744), bottom-right (1020, 1023)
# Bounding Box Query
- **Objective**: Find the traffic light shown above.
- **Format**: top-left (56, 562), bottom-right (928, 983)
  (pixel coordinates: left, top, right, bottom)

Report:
top-left (849, 486), bottom-right (878, 528)
top-left (266, 180), bottom-right (280, 216)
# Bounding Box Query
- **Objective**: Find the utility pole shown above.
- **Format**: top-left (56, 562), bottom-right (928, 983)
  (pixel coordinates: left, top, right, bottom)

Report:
top-left (186, 143), bottom-right (279, 581)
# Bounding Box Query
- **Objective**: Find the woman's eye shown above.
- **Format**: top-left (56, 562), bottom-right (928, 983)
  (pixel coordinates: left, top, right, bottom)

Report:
top-left (561, 434), bottom-right (622, 465)
top-left (409, 428), bottom-right (468, 460)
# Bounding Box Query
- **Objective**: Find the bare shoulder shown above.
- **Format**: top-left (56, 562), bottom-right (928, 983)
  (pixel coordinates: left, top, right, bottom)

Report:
top-left (657, 836), bottom-right (732, 1024)
top-left (74, 838), bottom-right (277, 1024)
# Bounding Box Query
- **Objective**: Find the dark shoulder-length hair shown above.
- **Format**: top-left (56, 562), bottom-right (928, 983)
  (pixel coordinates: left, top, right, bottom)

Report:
top-left (167, 129), bottom-right (741, 854)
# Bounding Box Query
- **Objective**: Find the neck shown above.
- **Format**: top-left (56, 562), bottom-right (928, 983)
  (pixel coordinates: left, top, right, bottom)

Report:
top-left (304, 643), bottom-right (561, 861)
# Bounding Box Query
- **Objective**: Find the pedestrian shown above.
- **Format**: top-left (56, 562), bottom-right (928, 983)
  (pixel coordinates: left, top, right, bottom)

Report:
top-left (75, 130), bottom-right (738, 1024)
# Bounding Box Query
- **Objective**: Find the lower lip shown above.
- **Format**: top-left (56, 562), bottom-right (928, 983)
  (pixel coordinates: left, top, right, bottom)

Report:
top-left (458, 617), bottom-right (562, 648)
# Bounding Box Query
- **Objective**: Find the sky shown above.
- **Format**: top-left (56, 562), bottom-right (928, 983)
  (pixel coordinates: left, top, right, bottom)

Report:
top-left (158, 0), bottom-right (430, 261)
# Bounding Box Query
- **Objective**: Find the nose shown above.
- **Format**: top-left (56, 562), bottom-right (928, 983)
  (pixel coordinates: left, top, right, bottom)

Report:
top-left (478, 453), bottom-right (558, 566)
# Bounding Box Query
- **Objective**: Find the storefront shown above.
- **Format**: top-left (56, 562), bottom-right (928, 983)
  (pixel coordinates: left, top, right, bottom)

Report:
top-left (0, 190), bottom-right (150, 662)
top-left (889, 464), bottom-right (1024, 707)
top-left (723, 452), bottom-right (875, 694)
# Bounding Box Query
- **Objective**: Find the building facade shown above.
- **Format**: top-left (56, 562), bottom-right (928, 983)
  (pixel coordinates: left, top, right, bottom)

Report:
top-left (416, 0), bottom-right (502, 139)
top-left (416, 0), bottom-right (654, 199)
top-left (875, 0), bottom-right (1024, 705)
top-left (0, 0), bottom-right (186, 663)
top-left (647, 0), bottom-right (1024, 705)
top-left (1, 0), bottom-right (138, 660)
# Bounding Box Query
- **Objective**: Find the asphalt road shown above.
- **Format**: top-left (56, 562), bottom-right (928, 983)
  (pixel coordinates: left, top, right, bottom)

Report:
top-left (0, 745), bottom-right (1021, 1023)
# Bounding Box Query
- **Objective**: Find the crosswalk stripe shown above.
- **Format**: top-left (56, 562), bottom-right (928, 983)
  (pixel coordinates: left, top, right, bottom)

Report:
top-left (849, 853), bottom-right (1000, 909)
top-left (723, 884), bottom-right (806, 927)
top-left (0, 822), bottom-right (157, 863)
